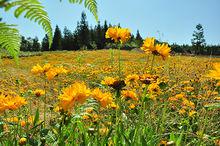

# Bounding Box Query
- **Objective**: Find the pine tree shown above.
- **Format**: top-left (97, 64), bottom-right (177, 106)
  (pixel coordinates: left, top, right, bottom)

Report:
top-left (95, 21), bottom-right (103, 49)
top-left (63, 27), bottom-right (74, 51)
top-left (135, 30), bottom-right (143, 47)
top-left (191, 24), bottom-right (206, 55)
top-left (26, 37), bottom-right (33, 51)
top-left (51, 25), bottom-right (63, 51)
top-left (32, 37), bottom-right (41, 52)
top-left (76, 12), bottom-right (90, 50)
top-left (20, 36), bottom-right (28, 52)
top-left (73, 30), bottom-right (80, 50)
top-left (41, 34), bottom-right (49, 51)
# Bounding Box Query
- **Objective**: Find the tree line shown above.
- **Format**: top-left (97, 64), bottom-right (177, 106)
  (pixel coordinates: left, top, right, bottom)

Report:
top-left (20, 13), bottom-right (220, 55)
top-left (20, 12), bottom-right (143, 52)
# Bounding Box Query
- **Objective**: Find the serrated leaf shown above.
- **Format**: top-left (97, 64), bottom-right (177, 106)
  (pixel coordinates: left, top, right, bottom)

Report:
top-left (0, 22), bottom-right (20, 62)
top-left (5, 0), bottom-right (53, 46)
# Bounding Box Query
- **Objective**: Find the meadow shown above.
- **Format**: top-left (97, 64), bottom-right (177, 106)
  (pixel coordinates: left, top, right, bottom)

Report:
top-left (0, 47), bottom-right (220, 145)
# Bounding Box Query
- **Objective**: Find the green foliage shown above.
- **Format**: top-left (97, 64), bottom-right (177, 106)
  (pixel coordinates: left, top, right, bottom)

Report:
top-left (0, 0), bottom-right (98, 60)
top-left (4, 0), bottom-right (53, 46)
top-left (41, 34), bottom-right (49, 51)
top-left (191, 24), bottom-right (206, 54)
top-left (0, 22), bottom-right (20, 61)
top-left (61, 0), bottom-right (98, 21)
top-left (51, 25), bottom-right (63, 51)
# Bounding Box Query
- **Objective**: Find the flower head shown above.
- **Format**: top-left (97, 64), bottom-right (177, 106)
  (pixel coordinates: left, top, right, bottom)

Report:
top-left (141, 37), bottom-right (171, 60)
top-left (105, 27), bottom-right (131, 43)
top-left (58, 82), bottom-right (90, 111)
top-left (92, 88), bottom-right (114, 108)
top-left (155, 43), bottom-right (171, 60)
top-left (0, 92), bottom-right (27, 113)
top-left (33, 89), bottom-right (45, 97)
top-left (141, 37), bottom-right (156, 53)
top-left (19, 138), bottom-right (27, 145)
top-left (207, 63), bottom-right (220, 80)
top-left (121, 90), bottom-right (138, 101)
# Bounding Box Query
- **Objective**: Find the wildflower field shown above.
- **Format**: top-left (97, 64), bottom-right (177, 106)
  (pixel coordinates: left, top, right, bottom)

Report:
top-left (0, 48), bottom-right (220, 145)
top-left (0, 27), bottom-right (219, 146)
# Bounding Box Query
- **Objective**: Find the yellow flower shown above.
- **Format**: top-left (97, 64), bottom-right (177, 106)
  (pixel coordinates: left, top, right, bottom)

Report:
top-left (31, 64), bottom-right (44, 74)
top-left (184, 86), bottom-right (194, 92)
top-left (155, 43), bottom-right (171, 60)
top-left (141, 37), bottom-right (156, 53)
top-left (129, 103), bottom-right (136, 109)
top-left (5, 117), bottom-right (19, 123)
top-left (105, 27), bottom-right (131, 43)
top-left (105, 27), bottom-right (120, 42)
top-left (118, 28), bottom-right (131, 43)
top-left (179, 108), bottom-right (186, 115)
top-left (45, 68), bottom-right (58, 80)
top-left (20, 120), bottom-right (26, 127)
top-left (139, 74), bottom-right (158, 84)
top-left (189, 110), bottom-right (197, 117)
top-left (148, 83), bottom-right (161, 94)
top-left (19, 137), bottom-right (27, 145)
top-left (121, 90), bottom-right (138, 101)
top-left (31, 64), bottom-right (68, 80)
top-left (207, 63), bottom-right (220, 80)
top-left (125, 74), bottom-right (139, 86)
top-left (99, 127), bottom-right (109, 135)
top-left (101, 76), bottom-right (116, 86)
top-left (0, 92), bottom-right (27, 113)
top-left (33, 89), bottom-right (45, 97)
top-left (141, 38), bottom-right (171, 60)
top-left (92, 88), bottom-right (113, 107)
top-left (58, 82), bottom-right (90, 111)
top-left (42, 63), bottom-right (52, 72)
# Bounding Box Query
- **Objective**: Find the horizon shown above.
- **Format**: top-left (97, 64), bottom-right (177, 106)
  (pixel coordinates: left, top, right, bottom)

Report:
top-left (1, 0), bottom-right (220, 45)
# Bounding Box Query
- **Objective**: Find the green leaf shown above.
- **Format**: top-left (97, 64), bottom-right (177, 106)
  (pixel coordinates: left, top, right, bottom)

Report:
top-left (61, 0), bottom-right (98, 21)
top-left (5, 0), bottom-right (53, 46)
top-left (33, 108), bottom-right (39, 126)
top-left (0, 22), bottom-right (20, 62)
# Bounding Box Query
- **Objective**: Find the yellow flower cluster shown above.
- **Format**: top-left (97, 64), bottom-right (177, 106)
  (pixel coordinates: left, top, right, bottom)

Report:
top-left (121, 90), bottom-right (138, 101)
top-left (0, 92), bottom-right (27, 113)
top-left (141, 37), bottom-right (171, 60)
top-left (105, 27), bottom-right (131, 43)
top-left (58, 82), bottom-right (90, 111)
top-left (207, 63), bottom-right (220, 80)
top-left (31, 63), bottom-right (68, 80)
top-left (92, 88), bottom-right (115, 108)
top-left (101, 76), bottom-right (117, 86)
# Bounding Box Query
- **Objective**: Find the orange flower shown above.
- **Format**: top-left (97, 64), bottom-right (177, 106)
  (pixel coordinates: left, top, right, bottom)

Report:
top-left (33, 89), bottom-right (45, 97)
top-left (0, 92), bottom-right (27, 113)
top-left (121, 90), bottom-right (138, 101)
top-left (105, 27), bottom-right (131, 43)
top-left (92, 88), bottom-right (114, 108)
top-left (141, 37), bottom-right (156, 53)
top-left (207, 63), bottom-right (220, 80)
top-left (58, 82), bottom-right (90, 111)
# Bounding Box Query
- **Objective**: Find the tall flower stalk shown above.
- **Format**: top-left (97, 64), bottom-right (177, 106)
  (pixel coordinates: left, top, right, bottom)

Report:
top-left (105, 26), bottom-right (131, 77)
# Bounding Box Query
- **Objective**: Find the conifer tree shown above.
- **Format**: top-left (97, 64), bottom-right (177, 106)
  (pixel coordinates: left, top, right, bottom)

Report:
top-left (63, 27), bottom-right (74, 50)
top-left (51, 25), bottom-right (63, 51)
top-left (41, 34), bottom-right (50, 51)
top-left (32, 37), bottom-right (41, 52)
top-left (76, 12), bottom-right (90, 49)
top-left (191, 24), bottom-right (206, 54)
top-left (135, 30), bottom-right (143, 47)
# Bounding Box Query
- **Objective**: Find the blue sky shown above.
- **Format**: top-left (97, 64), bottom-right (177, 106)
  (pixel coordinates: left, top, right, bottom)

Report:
top-left (1, 0), bottom-right (220, 45)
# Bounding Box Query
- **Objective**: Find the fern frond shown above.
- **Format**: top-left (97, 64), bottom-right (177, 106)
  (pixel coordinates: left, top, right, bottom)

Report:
top-left (0, 22), bottom-right (20, 61)
top-left (5, 0), bottom-right (53, 46)
top-left (61, 0), bottom-right (98, 21)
